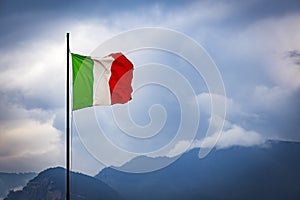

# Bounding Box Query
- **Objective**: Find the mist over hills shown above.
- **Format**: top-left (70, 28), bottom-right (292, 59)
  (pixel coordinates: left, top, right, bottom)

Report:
top-left (0, 172), bottom-right (36, 199)
top-left (3, 141), bottom-right (300, 200)
top-left (96, 141), bottom-right (300, 200)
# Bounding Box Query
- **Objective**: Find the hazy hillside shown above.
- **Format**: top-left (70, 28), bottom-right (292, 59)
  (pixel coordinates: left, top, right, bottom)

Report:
top-left (0, 172), bottom-right (36, 199)
top-left (96, 141), bottom-right (300, 200)
top-left (5, 167), bottom-right (123, 200)
top-left (4, 141), bottom-right (299, 200)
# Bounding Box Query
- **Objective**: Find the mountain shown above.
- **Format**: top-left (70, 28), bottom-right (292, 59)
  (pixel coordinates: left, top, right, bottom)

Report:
top-left (96, 141), bottom-right (300, 200)
top-left (5, 167), bottom-right (123, 200)
top-left (0, 172), bottom-right (36, 199)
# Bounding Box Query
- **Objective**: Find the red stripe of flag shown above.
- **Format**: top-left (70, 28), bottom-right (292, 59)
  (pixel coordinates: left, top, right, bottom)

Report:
top-left (109, 53), bottom-right (133, 104)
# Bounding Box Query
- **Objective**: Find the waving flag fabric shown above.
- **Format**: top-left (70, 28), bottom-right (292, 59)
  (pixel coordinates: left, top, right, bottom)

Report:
top-left (71, 53), bottom-right (133, 110)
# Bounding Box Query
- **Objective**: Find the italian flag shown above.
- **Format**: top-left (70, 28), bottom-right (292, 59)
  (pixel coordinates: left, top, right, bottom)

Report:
top-left (71, 53), bottom-right (133, 110)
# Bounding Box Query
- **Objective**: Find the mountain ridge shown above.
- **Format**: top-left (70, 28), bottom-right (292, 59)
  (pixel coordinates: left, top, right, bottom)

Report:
top-left (0, 172), bottom-right (36, 199)
top-left (96, 141), bottom-right (300, 200)
top-left (3, 141), bottom-right (300, 200)
top-left (5, 167), bottom-right (123, 200)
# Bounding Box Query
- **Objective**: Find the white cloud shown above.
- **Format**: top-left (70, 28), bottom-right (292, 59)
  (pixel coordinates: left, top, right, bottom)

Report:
top-left (0, 20), bottom-right (120, 173)
top-left (0, 19), bottom-right (121, 110)
top-left (196, 123), bottom-right (265, 149)
top-left (0, 40), bottom-right (65, 108)
top-left (0, 118), bottom-right (64, 172)
top-left (166, 140), bottom-right (191, 158)
top-left (164, 121), bottom-right (265, 157)
top-left (0, 1), bottom-right (299, 174)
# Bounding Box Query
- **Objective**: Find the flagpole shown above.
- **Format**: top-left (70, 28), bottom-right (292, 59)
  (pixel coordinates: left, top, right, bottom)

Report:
top-left (66, 32), bottom-right (70, 200)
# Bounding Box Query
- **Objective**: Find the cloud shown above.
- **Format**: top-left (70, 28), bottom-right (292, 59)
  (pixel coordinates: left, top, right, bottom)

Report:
top-left (0, 15), bottom-right (131, 173)
top-left (0, 118), bottom-right (64, 172)
top-left (286, 49), bottom-right (300, 66)
top-left (166, 140), bottom-right (191, 158)
top-left (0, 90), bottom-right (64, 172)
top-left (198, 12), bottom-right (300, 92)
top-left (0, 37), bottom-right (67, 173)
top-left (198, 12), bottom-right (300, 140)
top-left (165, 121), bottom-right (266, 157)
top-left (0, 0), bottom-right (299, 175)
top-left (252, 85), bottom-right (291, 112)
top-left (241, 14), bottom-right (300, 89)
top-left (196, 92), bottom-right (242, 117)
top-left (196, 123), bottom-right (265, 149)
top-left (287, 49), bottom-right (300, 59)
top-left (250, 85), bottom-right (300, 140)
top-left (0, 40), bottom-right (65, 110)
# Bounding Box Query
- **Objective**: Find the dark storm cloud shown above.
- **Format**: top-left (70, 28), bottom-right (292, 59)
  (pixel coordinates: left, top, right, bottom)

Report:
top-left (0, 0), bottom-right (299, 127)
top-left (231, 0), bottom-right (300, 22)
top-left (1, 0), bottom-right (299, 48)
top-left (0, 0), bottom-right (299, 173)
top-left (0, 0), bottom-right (180, 48)
top-left (0, 0), bottom-right (185, 16)
top-left (287, 50), bottom-right (300, 65)
top-left (287, 50), bottom-right (300, 58)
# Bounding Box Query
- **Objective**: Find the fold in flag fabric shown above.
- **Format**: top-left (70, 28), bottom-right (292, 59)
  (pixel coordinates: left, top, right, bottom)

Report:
top-left (71, 53), bottom-right (133, 110)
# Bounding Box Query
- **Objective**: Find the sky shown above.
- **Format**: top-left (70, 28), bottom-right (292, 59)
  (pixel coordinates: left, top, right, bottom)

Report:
top-left (0, 0), bottom-right (300, 175)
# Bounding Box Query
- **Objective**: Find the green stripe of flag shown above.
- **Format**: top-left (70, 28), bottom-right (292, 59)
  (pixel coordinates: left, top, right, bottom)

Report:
top-left (71, 53), bottom-right (94, 110)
